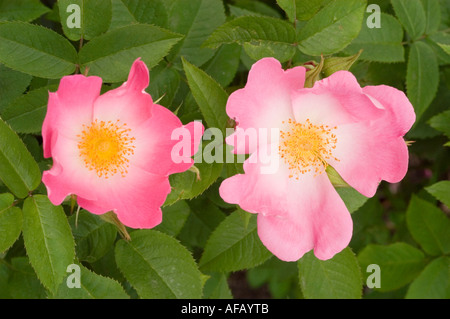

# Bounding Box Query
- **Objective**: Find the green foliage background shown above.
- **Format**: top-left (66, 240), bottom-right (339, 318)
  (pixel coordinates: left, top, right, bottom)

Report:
top-left (0, 0), bottom-right (449, 299)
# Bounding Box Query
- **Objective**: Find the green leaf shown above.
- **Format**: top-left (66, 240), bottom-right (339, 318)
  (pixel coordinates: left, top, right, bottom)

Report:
top-left (54, 261), bottom-right (129, 299)
top-left (406, 41), bottom-right (439, 121)
top-left (322, 50), bottom-right (362, 77)
top-left (298, 247), bottom-right (362, 299)
top-left (203, 273), bottom-right (233, 299)
top-left (167, 0), bottom-right (226, 66)
top-left (199, 211), bottom-right (272, 273)
top-left (120, 0), bottom-right (168, 28)
top-left (0, 64), bottom-right (32, 113)
top-left (68, 210), bottom-right (117, 263)
top-left (154, 200), bottom-right (191, 237)
top-left (165, 152), bottom-right (223, 206)
top-left (406, 256), bottom-right (450, 299)
top-left (178, 197), bottom-right (226, 249)
top-left (202, 43), bottom-right (241, 88)
top-left (22, 195), bottom-right (75, 294)
top-left (45, 2), bottom-right (61, 23)
top-left (365, 60), bottom-right (406, 89)
top-left (225, 152), bottom-right (245, 177)
top-left (406, 195), bottom-right (450, 256)
top-left (248, 257), bottom-right (298, 298)
top-left (408, 80), bottom-right (449, 139)
top-left (79, 23), bottom-right (183, 82)
top-left (243, 41), bottom-right (296, 63)
top-left (326, 164), bottom-right (350, 188)
top-left (228, 4), bottom-right (265, 18)
top-left (437, 42), bottom-right (450, 55)
top-left (343, 13), bottom-right (405, 62)
top-left (428, 32), bottom-right (450, 64)
top-left (8, 257), bottom-right (47, 299)
top-left (391, 0), bottom-right (426, 40)
top-left (421, 0), bottom-right (441, 34)
top-left (2, 84), bottom-right (58, 134)
top-left (277, 0), bottom-right (324, 21)
top-left (297, 0), bottom-right (367, 56)
top-left (441, 0), bottom-right (450, 26)
top-left (425, 181), bottom-right (450, 208)
top-left (230, 0), bottom-right (282, 19)
top-left (0, 118), bottom-right (41, 198)
top-left (0, 22), bottom-right (78, 78)
top-left (203, 15), bottom-right (297, 63)
top-left (0, 263), bottom-right (11, 298)
top-left (304, 55), bottom-right (324, 88)
top-left (182, 57), bottom-right (228, 134)
top-left (115, 229), bottom-right (203, 299)
top-left (204, 179), bottom-right (237, 209)
top-left (21, 135), bottom-right (44, 164)
top-left (88, 247), bottom-right (125, 283)
top-left (429, 110), bottom-right (450, 139)
top-left (58, 0), bottom-right (112, 41)
top-left (0, 193), bottom-right (22, 253)
top-left (145, 63), bottom-right (180, 108)
top-left (336, 187), bottom-right (369, 214)
top-left (358, 243), bottom-right (427, 292)
top-left (350, 198), bottom-right (390, 253)
top-left (108, 0), bottom-right (136, 30)
top-left (0, 0), bottom-right (50, 22)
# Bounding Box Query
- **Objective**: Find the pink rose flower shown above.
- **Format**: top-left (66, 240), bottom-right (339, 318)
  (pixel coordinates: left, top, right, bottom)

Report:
top-left (220, 58), bottom-right (415, 261)
top-left (42, 58), bottom-right (203, 228)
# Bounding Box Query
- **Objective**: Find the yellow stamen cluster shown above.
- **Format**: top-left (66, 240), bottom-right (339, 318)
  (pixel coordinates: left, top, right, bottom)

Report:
top-left (279, 118), bottom-right (339, 179)
top-left (77, 119), bottom-right (135, 179)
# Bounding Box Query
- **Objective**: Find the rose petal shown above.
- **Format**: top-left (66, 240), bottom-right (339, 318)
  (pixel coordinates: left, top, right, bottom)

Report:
top-left (226, 57), bottom-right (306, 154)
top-left (93, 59), bottom-right (153, 128)
top-left (131, 104), bottom-right (204, 176)
top-left (42, 75), bottom-right (102, 157)
top-left (219, 144), bottom-right (352, 261)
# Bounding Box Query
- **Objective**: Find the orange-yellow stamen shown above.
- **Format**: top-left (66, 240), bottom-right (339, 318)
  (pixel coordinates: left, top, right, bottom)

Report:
top-left (279, 118), bottom-right (339, 179)
top-left (77, 119), bottom-right (135, 178)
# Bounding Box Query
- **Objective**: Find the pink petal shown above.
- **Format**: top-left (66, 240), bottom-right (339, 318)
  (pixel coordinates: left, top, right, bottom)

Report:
top-left (42, 75), bottom-right (102, 157)
top-left (43, 131), bottom-right (171, 228)
top-left (291, 71), bottom-right (414, 198)
top-left (42, 133), bottom-right (113, 204)
top-left (219, 145), bottom-right (353, 261)
top-left (124, 57), bottom-right (150, 92)
top-left (41, 58), bottom-right (185, 229)
top-left (93, 59), bottom-right (153, 128)
top-left (226, 57), bottom-right (306, 154)
top-left (77, 167), bottom-right (171, 229)
top-left (257, 174), bottom-right (353, 261)
top-left (184, 120), bottom-right (204, 159)
top-left (328, 122), bottom-right (410, 198)
top-left (292, 71), bottom-right (384, 127)
top-left (362, 85), bottom-right (416, 136)
top-left (131, 104), bottom-right (204, 176)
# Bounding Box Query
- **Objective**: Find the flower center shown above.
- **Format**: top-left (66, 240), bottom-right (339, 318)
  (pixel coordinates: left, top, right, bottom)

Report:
top-left (279, 118), bottom-right (339, 179)
top-left (77, 119), bottom-right (135, 179)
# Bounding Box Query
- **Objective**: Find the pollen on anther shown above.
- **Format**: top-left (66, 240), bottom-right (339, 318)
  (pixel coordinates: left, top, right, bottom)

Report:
top-left (278, 118), bottom-right (339, 179)
top-left (77, 119), bottom-right (136, 179)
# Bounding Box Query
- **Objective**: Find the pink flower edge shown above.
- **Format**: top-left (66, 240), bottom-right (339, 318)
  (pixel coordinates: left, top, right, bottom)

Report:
top-left (42, 58), bottom-right (204, 228)
top-left (220, 58), bottom-right (415, 261)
